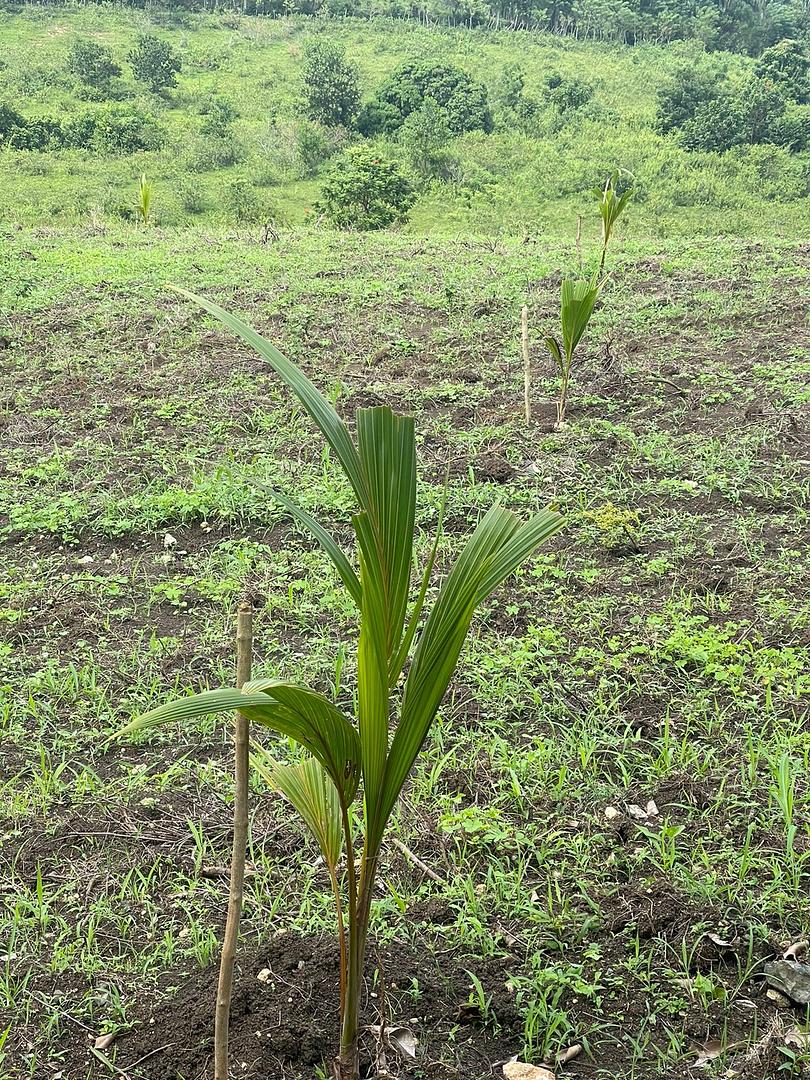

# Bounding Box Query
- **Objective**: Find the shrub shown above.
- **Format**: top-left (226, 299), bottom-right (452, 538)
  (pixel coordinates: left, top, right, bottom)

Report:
top-left (544, 72), bottom-right (595, 114)
top-left (755, 39), bottom-right (809, 103)
top-left (129, 33), bottom-right (182, 92)
top-left (302, 40), bottom-right (361, 129)
top-left (358, 61), bottom-right (492, 136)
top-left (0, 105), bottom-right (62, 150)
top-left (656, 63), bottom-right (723, 134)
top-left (494, 64), bottom-right (537, 127)
top-left (63, 105), bottom-right (163, 154)
top-left (680, 76), bottom-right (788, 152)
top-left (223, 177), bottom-right (262, 223)
top-left (317, 146), bottom-right (415, 230)
top-left (66, 39), bottom-right (121, 91)
top-left (296, 119), bottom-right (344, 177)
top-left (184, 133), bottom-right (243, 172)
top-left (200, 95), bottom-right (238, 138)
top-left (398, 97), bottom-right (453, 178)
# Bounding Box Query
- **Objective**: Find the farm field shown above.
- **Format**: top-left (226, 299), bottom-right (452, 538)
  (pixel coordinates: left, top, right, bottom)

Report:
top-left (2, 5), bottom-right (810, 1080)
top-left (1, 223), bottom-right (809, 1079)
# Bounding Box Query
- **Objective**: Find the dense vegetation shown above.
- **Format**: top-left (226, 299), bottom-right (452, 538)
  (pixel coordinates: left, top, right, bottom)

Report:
top-left (6, 0), bottom-right (810, 54)
top-left (1, 8), bottom-right (809, 236)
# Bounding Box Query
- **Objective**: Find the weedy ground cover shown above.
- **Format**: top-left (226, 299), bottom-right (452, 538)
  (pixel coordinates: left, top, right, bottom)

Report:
top-left (0, 224), bottom-right (808, 1079)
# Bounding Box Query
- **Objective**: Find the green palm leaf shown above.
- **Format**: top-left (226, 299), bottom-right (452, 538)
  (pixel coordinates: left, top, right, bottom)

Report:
top-left (560, 278), bottom-right (600, 357)
top-left (252, 750), bottom-right (343, 870)
top-left (373, 505), bottom-right (564, 841)
top-left (120, 684), bottom-right (361, 804)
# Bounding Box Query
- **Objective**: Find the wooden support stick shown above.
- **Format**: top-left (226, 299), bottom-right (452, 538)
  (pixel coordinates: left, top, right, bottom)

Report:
top-left (214, 601), bottom-right (254, 1080)
top-left (521, 305), bottom-right (531, 426)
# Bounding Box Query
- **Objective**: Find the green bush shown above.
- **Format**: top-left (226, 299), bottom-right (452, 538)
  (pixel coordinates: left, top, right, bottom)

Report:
top-left (66, 39), bottom-right (121, 91)
top-left (63, 105), bottom-right (163, 154)
top-left (317, 146), bottom-right (415, 229)
top-left (358, 61), bottom-right (492, 136)
top-left (755, 39), bottom-right (809, 103)
top-left (223, 177), bottom-right (262, 223)
top-left (657, 63), bottom-right (724, 135)
top-left (680, 76), bottom-right (788, 152)
top-left (199, 95), bottom-right (238, 138)
top-left (184, 133), bottom-right (243, 171)
top-left (0, 104), bottom-right (61, 150)
top-left (399, 97), bottom-right (453, 179)
top-left (302, 40), bottom-right (361, 129)
top-left (544, 72), bottom-right (595, 114)
top-left (129, 33), bottom-right (182, 92)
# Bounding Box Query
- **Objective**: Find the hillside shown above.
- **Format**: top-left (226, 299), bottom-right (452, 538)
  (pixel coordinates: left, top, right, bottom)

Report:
top-left (1, 7), bottom-right (809, 237)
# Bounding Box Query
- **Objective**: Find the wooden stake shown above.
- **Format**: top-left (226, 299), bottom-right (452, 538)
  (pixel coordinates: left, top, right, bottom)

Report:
top-left (214, 601), bottom-right (253, 1080)
top-left (521, 305), bottom-right (531, 426)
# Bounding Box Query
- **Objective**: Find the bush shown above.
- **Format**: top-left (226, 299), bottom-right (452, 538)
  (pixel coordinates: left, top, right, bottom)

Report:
top-left (544, 72), bottom-right (595, 114)
top-left (657, 63), bottom-right (724, 134)
top-left (0, 104), bottom-right (61, 150)
top-left (680, 76), bottom-right (788, 152)
top-left (302, 40), bottom-right (361, 129)
top-left (317, 146), bottom-right (415, 229)
top-left (223, 177), bottom-right (263, 223)
top-left (63, 105), bottom-right (163, 154)
top-left (129, 34), bottom-right (182, 92)
top-left (67, 39), bottom-right (121, 91)
top-left (199, 95), bottom-right (238, 138)
top-left (358, 61), bottom-right (492, 136)
top-left (184, 133), bottom-right (243, 172)
top-left (399, 98), bottom-right (453, 178)
top-left (494, 64), bottom-right (537, 127)
top-left (755, 39), bottom-right (809, 103)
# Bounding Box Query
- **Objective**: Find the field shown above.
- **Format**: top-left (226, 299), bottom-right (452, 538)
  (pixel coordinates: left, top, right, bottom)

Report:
top-left (2, 7), bottom-right (810, 1080)
top-left (2, 221), bottom-right (809, 1078)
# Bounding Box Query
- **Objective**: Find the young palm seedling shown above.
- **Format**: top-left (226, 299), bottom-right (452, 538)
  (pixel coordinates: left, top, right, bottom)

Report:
top-left (119, 290), bottom-right (564, 1080)
top-left (542, 170), bottom-right (632, 427)
top-left (137, 173), bottom-right (153, 225)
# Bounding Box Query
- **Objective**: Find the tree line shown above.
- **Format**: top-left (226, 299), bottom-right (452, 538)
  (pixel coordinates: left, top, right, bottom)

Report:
top-left (6, 0), bottom-right (809, 55)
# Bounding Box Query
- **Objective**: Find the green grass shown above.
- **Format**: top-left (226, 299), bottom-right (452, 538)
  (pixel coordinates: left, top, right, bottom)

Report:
top-left (1, 7), bottom-right (809, 237)
top-left (1, 219), bottom-right (809, 1077)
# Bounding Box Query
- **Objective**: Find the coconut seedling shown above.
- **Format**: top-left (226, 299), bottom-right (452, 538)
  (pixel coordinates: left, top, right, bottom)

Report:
top-left (137, 172), bottom-right (153, 225)
top-left (119, 289), bottom-right (564, 1080)
top-left (541, 170), bottom-right (632, 427)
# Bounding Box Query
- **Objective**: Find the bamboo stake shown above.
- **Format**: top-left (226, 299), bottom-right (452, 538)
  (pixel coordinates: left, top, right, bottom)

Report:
top-left (214, 601), bottom-right (253, 1080)
top-left (521, 305), bottom-right (531, 426)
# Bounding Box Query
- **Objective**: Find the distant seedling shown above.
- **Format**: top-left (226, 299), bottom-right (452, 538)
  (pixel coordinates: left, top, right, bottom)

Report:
top-left (137, 173), bottom-right (153, 225)
top-left (534, 171), bottom-right (632, 428)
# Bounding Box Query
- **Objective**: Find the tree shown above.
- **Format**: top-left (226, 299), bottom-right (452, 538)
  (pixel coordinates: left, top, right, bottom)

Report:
top-left (358, 61), bottom-right (493, 136)
top-left (129, 34), bottom-right (182, 93)
top-left (302, 40), bottom-right (361, 129)
top-left (317, 147), bottom-right (415, 229)
top-left (398, 98), bottom-right (452, 178)
top-left (656, 63), bottom-right (723, 134)
top-left (67, 39), bottom-right (121, 91)
top-left (755, 39), bottom-right (809, 103)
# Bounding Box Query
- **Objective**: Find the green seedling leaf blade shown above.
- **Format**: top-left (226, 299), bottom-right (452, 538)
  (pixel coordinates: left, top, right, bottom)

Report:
top-left (252, 750), bottom-right (343, 870)
top-left (560, 277), bottom-right (601, 357)
top-left (352, 406), bottom-right (417, 823)
top-left (169, 286), bottom-right (368, 509)
top-left (119, 684), bottom-right (360, 804)
top-left (270, 489), bottom-right (362, 608)
top-left (545, 335), bottom-right (564, 372)
top-left (373, 504), bottom-right (563, 844)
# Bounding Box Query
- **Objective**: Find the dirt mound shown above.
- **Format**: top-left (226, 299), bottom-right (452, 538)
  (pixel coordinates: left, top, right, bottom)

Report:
top-left (114, 932), bottom-right (521, 1079)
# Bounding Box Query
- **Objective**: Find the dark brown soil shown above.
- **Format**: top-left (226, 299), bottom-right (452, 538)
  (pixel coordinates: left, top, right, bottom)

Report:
top-left (109, 932), bottom-right (521, 1080)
